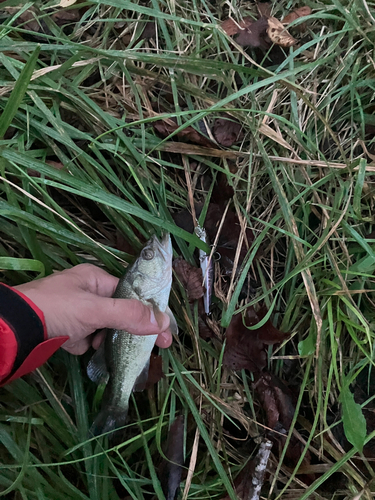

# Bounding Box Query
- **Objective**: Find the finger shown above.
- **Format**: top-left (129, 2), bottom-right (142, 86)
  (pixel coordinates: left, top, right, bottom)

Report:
top-left (92, 329), bottom-right (106, 350)
top-left (67, 264), bottom-right (120, 297)
top-left (62, 337), bottom-right (91, 355)
top-left (155, 330), bottom-right (173, 348)
top-left (91, 297), bottom-right (170, 334)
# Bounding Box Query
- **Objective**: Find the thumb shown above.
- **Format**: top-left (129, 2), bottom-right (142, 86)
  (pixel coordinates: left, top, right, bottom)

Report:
top-left (93, 297), bottom-right (170, 335)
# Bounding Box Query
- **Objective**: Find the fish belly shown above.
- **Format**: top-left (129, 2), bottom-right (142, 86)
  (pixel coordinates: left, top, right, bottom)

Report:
top-left (90, 330), bottom-right (157, 436)
top-left (108, 329), bottom-right (158, 408)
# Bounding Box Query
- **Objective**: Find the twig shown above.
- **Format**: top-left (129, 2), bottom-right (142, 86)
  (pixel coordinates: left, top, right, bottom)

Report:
top-left (248, 439), bottom-right (273, 500)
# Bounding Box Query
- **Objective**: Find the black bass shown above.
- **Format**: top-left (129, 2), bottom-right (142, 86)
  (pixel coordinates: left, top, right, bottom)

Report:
top-left (87, 234), bottom-right (177, 436)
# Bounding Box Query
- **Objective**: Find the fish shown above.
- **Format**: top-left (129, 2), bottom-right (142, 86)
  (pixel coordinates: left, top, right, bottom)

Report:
top-left (87, 233), bottom-right (177, 437)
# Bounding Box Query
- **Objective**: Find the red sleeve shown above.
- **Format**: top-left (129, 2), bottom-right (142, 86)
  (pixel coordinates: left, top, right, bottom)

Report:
top-left (0, 284), bottom-right (69, 386)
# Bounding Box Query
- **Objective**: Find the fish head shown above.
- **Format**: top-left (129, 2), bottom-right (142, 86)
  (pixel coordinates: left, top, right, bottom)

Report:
top-left (128, 233), bottom-right (173, 305)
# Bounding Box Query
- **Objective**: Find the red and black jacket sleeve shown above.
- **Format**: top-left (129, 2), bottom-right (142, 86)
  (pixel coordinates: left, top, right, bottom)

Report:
top-left (0, 284), bottom-right (68, 386)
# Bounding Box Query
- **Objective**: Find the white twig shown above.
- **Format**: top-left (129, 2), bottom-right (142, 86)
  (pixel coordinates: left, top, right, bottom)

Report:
top-left (248, 439), bottom-right (273, 500)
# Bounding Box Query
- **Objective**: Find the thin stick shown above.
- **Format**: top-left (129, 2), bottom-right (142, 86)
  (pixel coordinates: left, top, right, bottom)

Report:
top-left (248, 439), bottom-right (273, 500)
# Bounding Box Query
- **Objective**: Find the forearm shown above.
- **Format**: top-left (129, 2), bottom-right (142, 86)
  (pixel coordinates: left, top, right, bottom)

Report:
top-left (0, 284), bottom-right (68, 386)
top-left (0, 264), bottom-right (172, 385)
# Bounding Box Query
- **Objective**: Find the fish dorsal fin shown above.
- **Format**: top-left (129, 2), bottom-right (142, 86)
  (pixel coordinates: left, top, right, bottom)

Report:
top-left (87, 343), bottom-right (109, 385)
top-left (133, 358), bottom-right (150, 392)
top-left (166, 305), bottom-right (179, 336)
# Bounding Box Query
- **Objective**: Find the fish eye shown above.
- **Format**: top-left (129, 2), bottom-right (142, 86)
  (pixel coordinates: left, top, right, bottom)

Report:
top-left (142, 248), bottom-right (155, 260)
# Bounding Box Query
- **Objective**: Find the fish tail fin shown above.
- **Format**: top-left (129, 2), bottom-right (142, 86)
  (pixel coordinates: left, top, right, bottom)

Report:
top-left (90, 406), bottom-right (128, 439)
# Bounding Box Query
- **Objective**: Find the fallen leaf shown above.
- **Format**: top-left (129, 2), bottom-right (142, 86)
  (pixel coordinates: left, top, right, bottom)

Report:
top-left (46, 160), bottom-right (64, 169)
top-left (151, 83), bottom-right (187, 108)
top-left (282, 6), bottom-right (312, 34)
top-left (282, 12), bottom-right (299, 25)
top-left (213, 117), bottom-right (244, 147)
top-left (5, 6), bottom-right (40, 32)
top-left (173, 257), bottom-right (205, 301)
top-left (205, 204), bottom-right (254, 276)
top-left (141, 21), bottom-right (156, 39)
top-left (220, 459), bottom-right (256, 500)
top-left (236, 18), bottom-right (270, 49)
top-left (173, 203), bottom-right (255, 276)
top-left (223, 306), bottom-right (289, 372)
top-left (158, 416), bottom-right (185, 500)
top-left (153, 120), bottom-right (215, 148)
top-left (253, 372), bottom-right (313, 476)
top-left (295, 6), bottom-right (313, 17)
top-left (173, 254), bottom-right (215, 338)
top-left (52, 9), bottom-right (80, 24)
top-left (220, 440), bottom-right (272, 500)
top-left (221, 17), bottom-right (245, 36)
top-left (253, 372), bottom-right (295, 430)
top-left (267, 17), bottom-right (296, 47)
top-left (256, 2), bottom-right (272, 18)
top-left (198, 316), bottom-right (215, 339)
top-left (211, 164), bottom-right (236, 204)
top-left (221, 16), bottom-right (270, 49)
top-left (282, 6), bottom-right (312, 25)
top-left (145, 354), bottom-right (165, 390)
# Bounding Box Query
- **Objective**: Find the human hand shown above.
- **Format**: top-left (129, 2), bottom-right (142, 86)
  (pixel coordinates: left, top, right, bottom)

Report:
top-left (14, 264), bottom-right (172, 355)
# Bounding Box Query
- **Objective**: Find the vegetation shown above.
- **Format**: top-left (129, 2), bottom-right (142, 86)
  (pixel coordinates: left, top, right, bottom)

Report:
top-left (1, 0), bottom-right (375, 498)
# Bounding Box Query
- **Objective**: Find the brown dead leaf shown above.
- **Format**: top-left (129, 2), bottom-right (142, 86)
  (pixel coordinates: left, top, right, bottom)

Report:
top-left (173, 203), bottom-right (255, 276)
top-left (172, 253), bottom-right (215, 338)
top-left (5, 6), bottom-right (40, 32)
top-left (221, 16), bottom-right (270, 49)
top-left (223, 306), bottom-right (289, 373)
top-left (205, 204), bottom-right (254, 275)
top-left (52, 9), bottom-right (80, 24)
top-left (198, 316), bottom-right (215, 339)
top-left (256, 2), bottom-right (272, 18)
top-left (220, 459), bottom-right (256, 500)
top-left (221, 18), bottom-right (245, 36)
top-left (282, 11), bottom-right (299, 24)
top-left (267, 17), bottom-right (296, 47)
top-left (220, 440), bottom-right (272, 500)
top-left (145, 354), bottom-right (165, 389)
top-left (253, 372), bottom-right (313, 477)
top-left (213, 117), bottom-right (244, 147)
top-left (153, 120), bottom-right (215, 148)
top-left (173, 258), bottom-right (204, 301)
top-left (158, 416), bottom-right (185, 500)
top-left (236, 17), bottom-right (270, 49)
top-left (282, 6), bottom-right (312, 25)
top-left (253, 372), bottom-right (295, 430)
top-left (211, 165), bottom-right (237, 204)
top-left (46, 160), bottom-right (64, 170)
top-left (141, 21), bottom-right (157, 39)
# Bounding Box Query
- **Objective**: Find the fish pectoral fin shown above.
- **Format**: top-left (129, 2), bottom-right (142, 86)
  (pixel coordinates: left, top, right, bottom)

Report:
top-left (133, 358), bottom-right (150, 392)
top-left (166, 305), bottom-right (179, 336)
top-left (87, 343), bottom-right (109, 385)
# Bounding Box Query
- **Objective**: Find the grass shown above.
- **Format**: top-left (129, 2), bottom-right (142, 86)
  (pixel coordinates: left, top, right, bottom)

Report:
top-left (1, 0), bottom-right (375, 498)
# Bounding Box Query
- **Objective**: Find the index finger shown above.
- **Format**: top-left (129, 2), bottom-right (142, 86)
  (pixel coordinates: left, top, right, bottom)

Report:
top-left (66, 264), bottom-right (120, 298)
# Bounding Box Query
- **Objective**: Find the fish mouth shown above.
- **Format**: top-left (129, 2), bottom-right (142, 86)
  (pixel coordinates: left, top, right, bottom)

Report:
top-left (152, 233), bottom-right (172, 260)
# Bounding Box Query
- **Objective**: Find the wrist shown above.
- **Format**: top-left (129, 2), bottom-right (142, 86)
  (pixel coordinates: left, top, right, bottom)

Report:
top-left (0, 284), bottom-right (68, 386)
